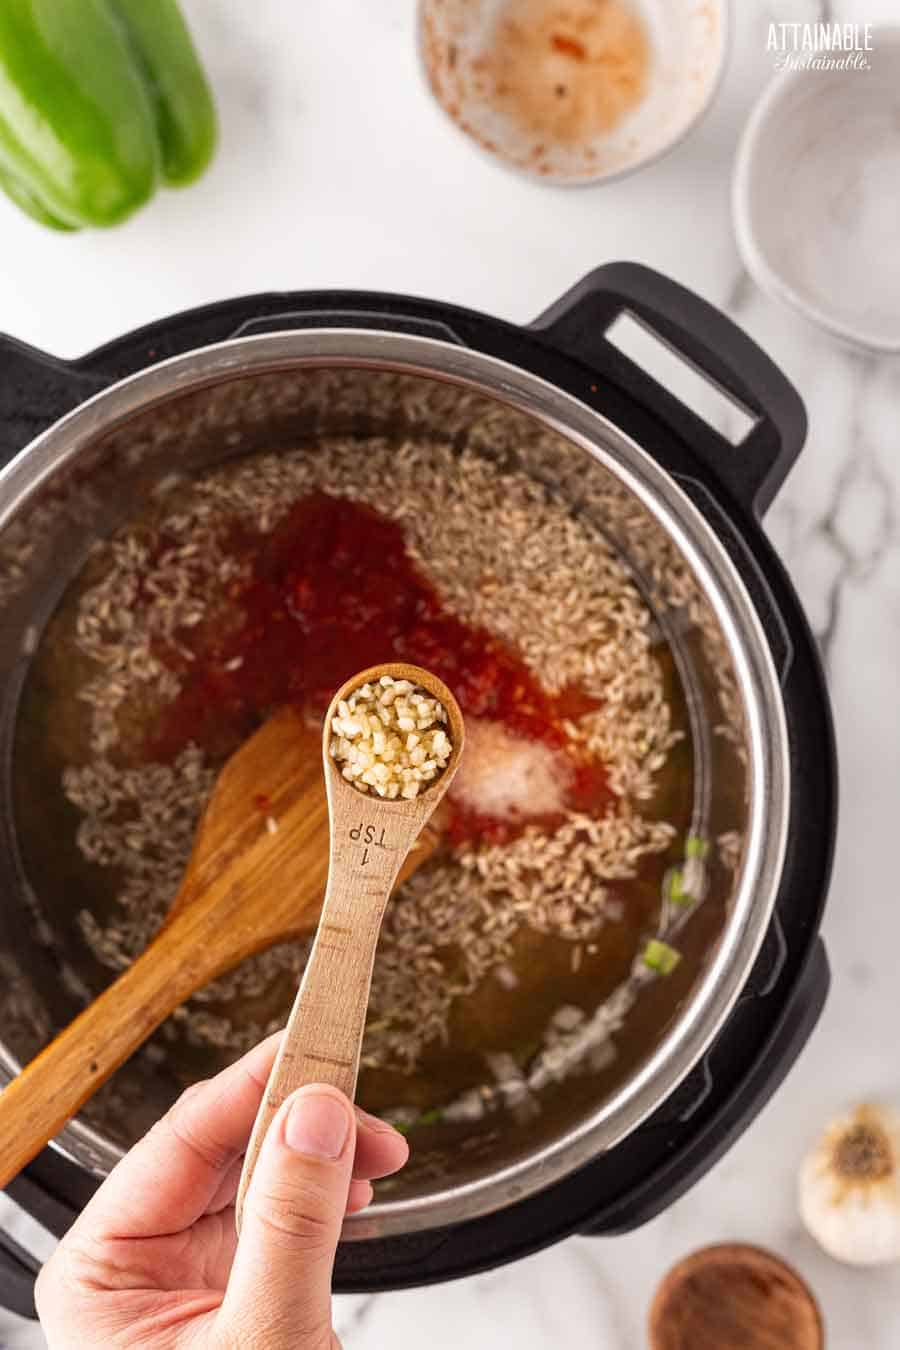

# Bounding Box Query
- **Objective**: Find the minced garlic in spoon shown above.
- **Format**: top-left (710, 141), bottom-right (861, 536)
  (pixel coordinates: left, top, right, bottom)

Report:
top-left (329, 674), bottom-right (452, 799)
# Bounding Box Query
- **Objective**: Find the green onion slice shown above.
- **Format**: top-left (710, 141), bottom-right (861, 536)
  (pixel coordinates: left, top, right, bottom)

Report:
top-left (642, 938), bottom-right (682, 975)
top-left (664, 867), bottom-right (692, 906)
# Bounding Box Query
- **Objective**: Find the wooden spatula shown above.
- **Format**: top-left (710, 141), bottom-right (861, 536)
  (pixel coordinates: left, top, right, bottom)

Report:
top-left (236, 663), bottom-right (465, 1227)
top-left (0, 704), bottom-right (441, 1191)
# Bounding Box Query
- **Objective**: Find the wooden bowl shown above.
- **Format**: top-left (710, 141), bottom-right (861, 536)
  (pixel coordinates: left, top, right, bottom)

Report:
top-left (648, 1243), bottom-right (824, 1350)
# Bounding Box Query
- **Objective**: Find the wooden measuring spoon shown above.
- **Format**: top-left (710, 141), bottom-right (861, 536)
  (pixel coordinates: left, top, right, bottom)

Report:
top-left (0, 704), bottom-right (442, 1191)
top-left (235, 663), bottom-right (465, 1228)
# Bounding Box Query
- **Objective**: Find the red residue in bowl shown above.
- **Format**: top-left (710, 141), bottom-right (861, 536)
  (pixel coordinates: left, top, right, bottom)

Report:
top-left (474, 0), bottom-right (650, 148)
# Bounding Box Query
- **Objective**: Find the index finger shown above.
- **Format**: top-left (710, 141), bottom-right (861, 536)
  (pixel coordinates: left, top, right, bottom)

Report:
top-left (73, 1032), bottom-right (284, 1241)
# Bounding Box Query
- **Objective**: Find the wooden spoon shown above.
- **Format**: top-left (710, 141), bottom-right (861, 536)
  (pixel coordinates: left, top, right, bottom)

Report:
top-left (0, 703), bottom-right (442, 1191)
top-left (235, 663), bottom-right (465, 1228)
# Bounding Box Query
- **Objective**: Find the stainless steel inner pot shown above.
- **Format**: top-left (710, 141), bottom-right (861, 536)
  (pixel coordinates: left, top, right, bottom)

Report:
top-left (0, 330), bottom-right (788, 1238)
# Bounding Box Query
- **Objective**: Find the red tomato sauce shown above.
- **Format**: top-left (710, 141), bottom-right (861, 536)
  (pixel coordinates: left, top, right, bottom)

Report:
top-left (151, 493), bottom-right (609, 839)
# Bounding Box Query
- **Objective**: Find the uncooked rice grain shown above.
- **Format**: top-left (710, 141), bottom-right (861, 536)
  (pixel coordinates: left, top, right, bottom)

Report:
top-left (61, 435), bottom-right (683, 1071)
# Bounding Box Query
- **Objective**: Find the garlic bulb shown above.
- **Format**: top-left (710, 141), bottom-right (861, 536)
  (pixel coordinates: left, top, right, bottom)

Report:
top-left (799, 1103), bottom-right (900, 1266)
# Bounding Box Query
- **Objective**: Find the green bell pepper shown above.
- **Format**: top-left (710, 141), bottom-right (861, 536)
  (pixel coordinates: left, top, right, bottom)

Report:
top-left (0, 0), bottom-right (217, 231)
top-left (108, 0), bottom-right (217, 187)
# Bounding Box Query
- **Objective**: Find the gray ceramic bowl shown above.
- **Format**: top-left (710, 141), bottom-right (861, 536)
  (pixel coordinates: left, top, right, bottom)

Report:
top-left (733, 28), bottom-right (900, 353)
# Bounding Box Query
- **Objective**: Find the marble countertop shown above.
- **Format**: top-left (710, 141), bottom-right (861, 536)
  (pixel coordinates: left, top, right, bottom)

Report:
top-left (2, 1), bottom-right (900, 1346)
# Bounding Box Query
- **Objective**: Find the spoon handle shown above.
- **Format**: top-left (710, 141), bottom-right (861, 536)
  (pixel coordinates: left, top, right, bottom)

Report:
top-left (235, 804), bottom-right (423, 1229)
top-left (0, 906), bottom-right (221, 1191)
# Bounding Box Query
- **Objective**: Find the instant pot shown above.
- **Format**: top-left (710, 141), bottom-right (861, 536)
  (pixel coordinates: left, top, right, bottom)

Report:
top-left (0, 265), bottom-right (836, 1318)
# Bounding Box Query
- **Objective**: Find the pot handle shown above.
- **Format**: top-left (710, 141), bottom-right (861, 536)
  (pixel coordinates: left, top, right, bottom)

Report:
top-left (530, 263), bottom-right (807, 517)
top-left (0, 334), bottom-right (110, 470)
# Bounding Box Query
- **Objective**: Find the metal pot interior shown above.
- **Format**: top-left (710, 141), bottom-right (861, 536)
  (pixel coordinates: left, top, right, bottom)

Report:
top-left (0, 337), bottom-right (783, 1234)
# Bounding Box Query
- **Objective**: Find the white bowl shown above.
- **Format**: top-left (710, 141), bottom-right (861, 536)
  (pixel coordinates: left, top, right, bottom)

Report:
top-left (418, 0), bottom-right (728, 185)
top-left (733, 29), bottom-right (900, 353)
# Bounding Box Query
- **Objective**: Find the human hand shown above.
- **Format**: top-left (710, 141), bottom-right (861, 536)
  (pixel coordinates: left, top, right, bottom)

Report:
top-left (35, 1033), bottom-right (409, 1348)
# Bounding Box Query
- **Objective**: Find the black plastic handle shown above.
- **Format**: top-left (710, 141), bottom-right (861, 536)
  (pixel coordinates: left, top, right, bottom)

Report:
top-left (531, 263), bottom-right (808, 517)
top-left (0, 334), bottom-right (110, 469)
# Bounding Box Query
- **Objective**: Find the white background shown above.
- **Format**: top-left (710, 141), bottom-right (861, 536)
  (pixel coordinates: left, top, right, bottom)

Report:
top-left (1, 2), bottom-right (899, 1346)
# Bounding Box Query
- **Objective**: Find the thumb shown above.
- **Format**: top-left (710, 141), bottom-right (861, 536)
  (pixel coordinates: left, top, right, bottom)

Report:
top-left (220, 1085), bottom-right (355, 1348)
